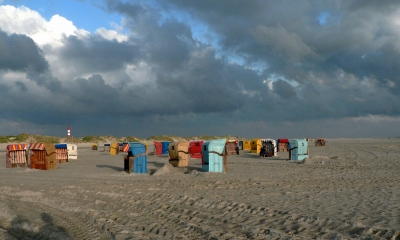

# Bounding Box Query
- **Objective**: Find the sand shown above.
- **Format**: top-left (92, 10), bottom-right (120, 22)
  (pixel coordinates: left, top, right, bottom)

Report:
top-left (0, 139), bottom-right (399, 239)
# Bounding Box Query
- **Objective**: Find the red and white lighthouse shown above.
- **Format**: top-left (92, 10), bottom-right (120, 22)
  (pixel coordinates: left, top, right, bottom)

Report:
top-left (67, 126), bottom-right (71, 138)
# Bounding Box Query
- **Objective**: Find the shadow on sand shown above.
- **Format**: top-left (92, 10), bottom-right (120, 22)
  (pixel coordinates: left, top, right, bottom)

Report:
top-left (6, 213), bottom-right (71, 239)
top-left (235, 153), bottom-right (290, 161)
top-left (96, 164), bottom-right (124, 171)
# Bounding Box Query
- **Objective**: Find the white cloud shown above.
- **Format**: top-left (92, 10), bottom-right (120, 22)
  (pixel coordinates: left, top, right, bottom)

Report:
top-left (0, 72), bottom-right (29, 85)
top-left (238, 82), bottom-right (258, 97)
top-left (0, 5), bottom-right (46, 36)
top-left (386, 79), bottom-right (396, 88)
top-left (0, 5), bottom-right (89, 48)
top-left (267, 80), bottom-right (273, 90)
top-left (95, 27), bottom-right (128, 42)
top-left (46, 14), bottom-right (89, 44)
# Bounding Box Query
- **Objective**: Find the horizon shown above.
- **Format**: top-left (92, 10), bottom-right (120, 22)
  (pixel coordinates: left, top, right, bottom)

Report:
top-left (0, 132), bottom-right (396, 141)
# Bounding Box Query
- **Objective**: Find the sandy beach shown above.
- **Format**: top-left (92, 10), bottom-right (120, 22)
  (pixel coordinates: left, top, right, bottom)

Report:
top-left (0, 138), bottom-right (399, 239)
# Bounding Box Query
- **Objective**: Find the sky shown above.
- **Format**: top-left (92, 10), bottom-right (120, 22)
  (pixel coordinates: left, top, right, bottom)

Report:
top-left (0, 0), bottom-right (400, 139)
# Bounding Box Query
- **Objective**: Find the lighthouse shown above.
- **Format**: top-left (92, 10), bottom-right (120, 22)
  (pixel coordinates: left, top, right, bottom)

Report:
top-left (67, 126), bottom-right (71, 138)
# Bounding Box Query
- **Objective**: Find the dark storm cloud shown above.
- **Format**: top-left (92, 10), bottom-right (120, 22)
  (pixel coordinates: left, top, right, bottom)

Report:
top-left (273, 80), bottom-right (296, 99)
top-left (4, 0), bottom-right (400, 138)
top-left (348, 0), bottom-right (400, 11)
top-left (0, 29), bottom-right (48, 73)
top-left (0, 29), bottom-right (63, 92)
top-left (103, 1), bottom-right (256, 113)
top-left (74, 74), bottom-right (113, 93)
top-left (26, 71), bottom-right (64, 92)
top-left (0, 82), bottom-right (11, 93)
top-left (67, 74), bottom-right (122, 113)
top-left (151, 1), bottom-right (400, 114)
top-left (57, 35), bottom-right (142, 73)
top-left (15, 81), bottom-right (27, 92)
top-left (158, 0), bottom-right (399, 79)
top-left (106, 1), bottom-right (194, 71)
top-left (0, 81), bottom-right (63, 124)
top-left (49, 0), bottom-right (400, 139)
top-left (146, 20), bottom-right (193, 70)
top-left (155, 48), bottom-right (249, 113)
top-left (0, 74), bottom-right (123, 126)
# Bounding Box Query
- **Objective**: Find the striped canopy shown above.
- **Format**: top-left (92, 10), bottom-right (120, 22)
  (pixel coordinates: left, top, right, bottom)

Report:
top-left (29, 143), bottom-right (45, 150)
top-left (7, 144), bottom-right (27, 151)
top-left (120, 143), bottom-right (130, 152)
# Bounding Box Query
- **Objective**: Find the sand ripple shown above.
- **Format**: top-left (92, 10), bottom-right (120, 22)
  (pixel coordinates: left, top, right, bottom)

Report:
top-left (0, 139), bottom-right (399, 239)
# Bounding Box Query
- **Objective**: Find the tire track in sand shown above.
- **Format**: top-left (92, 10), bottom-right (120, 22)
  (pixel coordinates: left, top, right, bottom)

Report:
top-left (70, 190), bottom-right (400, 239)
top-left (0, 195), bottom-right (108, 239)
